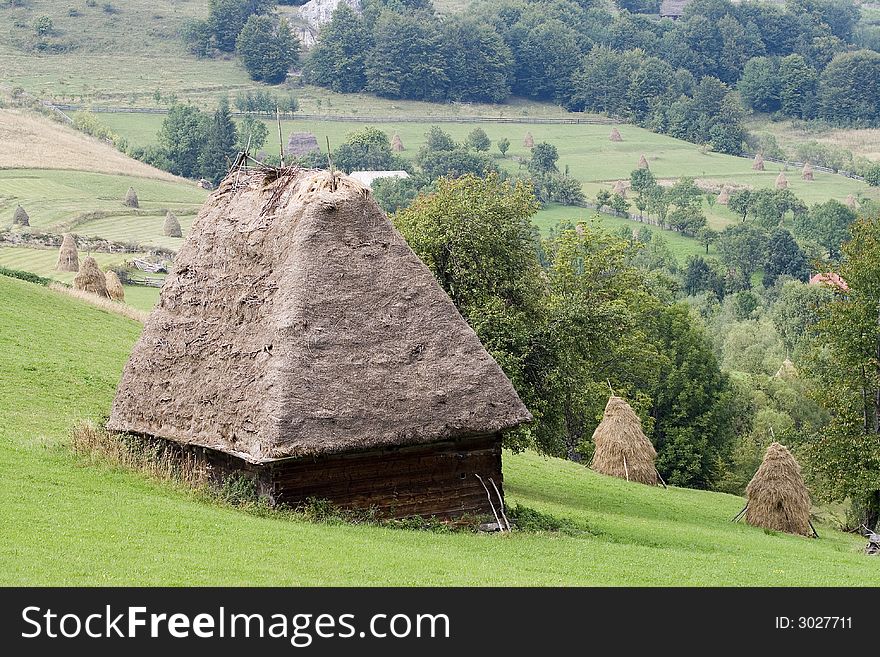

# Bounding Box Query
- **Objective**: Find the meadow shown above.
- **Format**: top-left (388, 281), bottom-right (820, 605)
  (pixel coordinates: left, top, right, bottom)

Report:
top-left (0, 274), bottom-right (871, 586)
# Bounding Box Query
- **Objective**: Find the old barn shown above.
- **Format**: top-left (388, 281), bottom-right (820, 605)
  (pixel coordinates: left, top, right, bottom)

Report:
top-left (107, 167), bottom-right (531, 519)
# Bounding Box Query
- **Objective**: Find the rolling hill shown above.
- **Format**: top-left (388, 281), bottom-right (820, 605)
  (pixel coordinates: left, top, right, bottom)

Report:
top-left (0, 274), bottom-right (870, 586)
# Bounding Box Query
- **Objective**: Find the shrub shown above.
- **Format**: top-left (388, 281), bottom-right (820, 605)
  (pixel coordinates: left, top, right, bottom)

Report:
top-left (0, 266), bottom-right (51, 286)
top-left (33, 16), bottom-right (53, 36)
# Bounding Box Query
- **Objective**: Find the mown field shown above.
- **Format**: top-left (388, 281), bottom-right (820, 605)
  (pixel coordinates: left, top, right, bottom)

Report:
top-left (0, 274), bottom-right (871, 586)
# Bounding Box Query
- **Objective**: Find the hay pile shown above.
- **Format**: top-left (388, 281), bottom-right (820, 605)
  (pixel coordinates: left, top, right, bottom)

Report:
top-left (716, 187), bottom-right (730, 205)
top-left (846, 194), bottom-right (858, 209)
top-left (523, 132), bottom-right (534, 148)
top-left (391, 134), bottom-right (404, 152)
top-left (74, 256), bottom-right (109, 297)
top-left (638, 154), bottom-right (649, 169)
top-left (609, 127), bottom-right (623, 142)
top-left (774, 358), bottom-right (798, 379)
top-left (745, 442), bottom-right (812, 536)
top-left (775, 172), bottom-right (788, 190)
top-left (286, 132), bottom-right (320, 157)
top-left (163, 211), bottom-right (182, 237)
top-left (105, 270), bottom-right (125, 301)
top-left (12, 204), bottom-right (29, 226)
top-left (802, 162), bottom-right (814, 181)
top-left (612, 180), bottom-right (627, 197)
top-left (752, 153), bottom-right (765, 171)
top-left (124, 187), bottom-right (139, 208)
top-left (591, 396), bottom-right (658, 485)
top-left (55, 233), bottom-right (79, 272)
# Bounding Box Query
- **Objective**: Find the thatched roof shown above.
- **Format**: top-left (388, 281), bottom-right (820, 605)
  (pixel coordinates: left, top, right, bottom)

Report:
top-left (591, 396), bottom-right (658, 485)
top-left (775, 172), bottom-right (788, 189)
top-left (745, 442), bottom-right (812, 536)
top-left (609, 127), bottom-right (622, 142)
top-left (55, 233), bottom-right (79, 272)
top-left (716, 187), bottom-right (730, 205)
top-left (163, 211), bottom-right (182, 238)
top-left (752, 153), bottom-right (765, 171)
top-left (802, 162), bottom-right (813, 181)
top-left (286, 132), bottom-right (320, 157)
top-left (391, 133), bottom-right (404, 152)
top-left (105, 270), bottom-right (125, 301)
top-left (124, 186), bottom-right (139, 208)
top-left (13, 204), bottom-right (29, 226)
top-left (523, 132), bottom-right (534, 148)
top-left (638, 154), bottom-right (649, 169)
top-left (108, 168), bottom-right (531, 463)
top-left (74, 256), bottom-right (109, 297)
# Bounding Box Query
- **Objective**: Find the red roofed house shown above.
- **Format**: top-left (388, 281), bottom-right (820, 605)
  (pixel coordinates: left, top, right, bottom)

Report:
top-left (809, 272), bottom-right (849, 291)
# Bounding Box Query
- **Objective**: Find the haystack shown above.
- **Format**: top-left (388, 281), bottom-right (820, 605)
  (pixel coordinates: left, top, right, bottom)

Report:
top-left (591, 396), bottom-right (658, 485)
top-left (609, 127), bottom-right (623, 142)
top-left (523, 132), bottom-right (534, 148)
top-left (744, 442), bottom-right (812, 536)
top-left (775, 172), bottom-right (788, 190)
top-left (802, 162), bottom-right (814, 181)
top-left (752, 153), bottom-right (765, 171)
top-left (74, 256), bottom-right (109, 297)
top-left (124, 187), bottom-right (139, 208)
top-left (55, 233), bottom-right (79, 272)
top-left (12, 204), bottom-right (29, 226)
top-left (105, 270), bottom-right (125, 301)
top-left (391, 133), bottom-right (404, 152)
top-left (638, 154), bottom-right (649, 169)
top-left (716, 187), bottom-right (730, 205)
top-left (107, 167), bottom-right (531, 518)
top-left (774, 358), bottom-right (798, 379)
top-left (163, 211), bottom-right (182, 238)
top-left (612, 180), bottom-right (627, 197)
top-left (286, 132), bottom-right (320, 157)
top-left (845, 194), bottom-right (858, 209)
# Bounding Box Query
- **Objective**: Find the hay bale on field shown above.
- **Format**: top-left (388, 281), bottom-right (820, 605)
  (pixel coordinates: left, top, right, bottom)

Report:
top-left (12, 204), bottom-right (29, 226)
top-left (716, 187), bottom-right (730, 205)
top-left (745, 442), bottom-right (812, 536)
top-left (391, 134), bottom-right (405, 152)
top-left (523, 132), bottom-right (534, 148)
top-left (612, 180), bottom-right (627, 197)
top-left (609, 127), bottom-right (623, 142)
top-left (591, 396), bottom-right (658, 485)
top-left (55, 233), bottom-right (79, 272)
top-left (124, 186), bottom-right (139, 208)
top-left (752, 153), bottom-right (765, 171)
top-left (846, 194), bottom-right (858, 209)
top-left (74, 256), bottom-right (109, 298)
top-left (775, 172), bottom-right (788, 190)
top-left (638, 153), bottom-right (649, 169)
top-left (286, 132), bottom-right (320, 157)
top-left (163, 211), bottom-right (182, 238)
top-left (802, 162), bottom-right (814, 181)
top-left (105, 270), bottom-right (125, 301)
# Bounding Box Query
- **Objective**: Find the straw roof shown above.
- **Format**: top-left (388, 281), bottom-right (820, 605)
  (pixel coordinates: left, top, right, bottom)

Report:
top-left (745, 442), bottom-right (812, 536)
top-left (716, 187), bottom-right (730, 205)
top-left (12, 204), bottom-right (29, 226)
top-left (74, 256), bottom-right (109, 297)
top-left (638, 154), bottom-right (649, 169)
top-left (802, 162), bottom-right (813, 181)
top-left (523, 132), bottom-right (534, 148)
top-left (286, 132), bottom-right (320, 157)
top-left (108, 167), bottom-right (531, 463)
top-left (391, 133), bottom-right (405, 152)
top-left (55, 233), bottom-right (79, 272)
top-left (752, 153), bottom-right (765, 171)
top-left (124, 186), bottom-right (139, 208)
top-left (105, 270), bottom-right (125, 301)
top-left (609, 127), bottom-right (622, 142)
top-left (591, 396), bottom-right (658, 485)
top-left (775, 172), bottom-right (788, 189)
top-left (163, 211), bottom-right (182, 238)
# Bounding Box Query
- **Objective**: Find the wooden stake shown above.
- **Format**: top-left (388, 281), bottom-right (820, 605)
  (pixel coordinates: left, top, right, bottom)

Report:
top-left (623, 455), bottom-right (629, 481)
top-left (326, 136), bottom-right (336, 192)
top-left (276, 107), bottom-right (284, 168)
top-left (731, 505), bottom-right (748, 523)
top-left (489, 478), bottom-right (511, 532)
top-left (475, 474), bottom-right (504, 532)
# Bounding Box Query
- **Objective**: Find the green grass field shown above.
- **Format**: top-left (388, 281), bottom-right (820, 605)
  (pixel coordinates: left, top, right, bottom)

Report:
top-left (0, 274), bottom-right (871, 586)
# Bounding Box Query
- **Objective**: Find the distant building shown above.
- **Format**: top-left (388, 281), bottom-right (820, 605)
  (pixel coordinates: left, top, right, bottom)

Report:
top-left (809, 272), bottom-right (848, 291)
top-left (348, 170), bottom-right (410, 189)
top-left (660, 0), bottom-right (689, 19)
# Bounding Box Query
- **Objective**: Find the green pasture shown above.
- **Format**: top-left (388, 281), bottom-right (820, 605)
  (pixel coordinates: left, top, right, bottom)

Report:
top-left (0, 275), bottom-right (871, 586)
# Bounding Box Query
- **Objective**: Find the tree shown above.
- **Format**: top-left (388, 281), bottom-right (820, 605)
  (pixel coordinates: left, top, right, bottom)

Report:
top-left (513, 19), bottom-right (581, 101)
top-left (157, 104), bottom-right (209, 178)
top-left (236, 15), bottom-right (300, 83)
top-left (737, 57), bottom-right (780, 113)
top-left (419, 148), bottom-right (498, 180)
top-left (629, 168), bottom-right (656, 195)
top-left (423, 125), bottom-right (455, 153)
top-left (772, 279), bottom-right (831, 354)
top-left (442, 17), bottom-right (513, 103)
top-left (466, 127), bottom-right (491, 152)
top-left (778, 54), bottom-right (817, 118)
top-left (528, 142), bottom-right (559, 175)
top-left (792, 199), bottom-right (857, 260)
top-left (696, 226), bottom-right (717, 254)
top-left (366, 10), bottom-right (448, 101)
top-left (304, 3), bottom-right (370, 93)
top-left (371, 176), bottom-right (426, 213)
top-left (199, 97), bottom-right (239, 185)
top-left (497, 137), bottom-right (510, 157)
top-left (208, 0), bottom-right (274, 52)
top-left (716, 223), bottom-right (767, 289)
top-left (762, 228), bottom-right (809, 287)
top-left (683, 255), bottom-right (725, 298)
top-left (807, 215), bottom-right (880, 530)
top-left (333, 126), bottom-right (402, 173)
top-left (866, 164), bottom-right (880, 187)
top-left (236, 115), bottom-right (268, 152)
top-left (818, 50), bottom-right (880, 125)
top-left (728, 189), bottom-right (752, 222)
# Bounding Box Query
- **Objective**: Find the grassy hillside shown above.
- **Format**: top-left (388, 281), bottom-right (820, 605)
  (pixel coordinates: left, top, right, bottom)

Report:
top-left (0, 274), bottom-right (871, 586)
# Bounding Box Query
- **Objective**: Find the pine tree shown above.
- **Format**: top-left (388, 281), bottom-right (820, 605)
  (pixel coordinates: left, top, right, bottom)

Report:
top-left (199, 98), bottom-right (239, 185)
top-left (236, 15), bottom-right (300, 84)
top-left (304, 3), bottom-right (370, 93)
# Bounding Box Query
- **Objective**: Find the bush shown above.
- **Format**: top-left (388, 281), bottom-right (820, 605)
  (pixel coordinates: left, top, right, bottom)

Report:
top-left (865, 163), bottom-right (880, 187)
top-left (33, 16), bottom-right (53, 36)
top-left (0, 266), bottom-right (51, 286)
